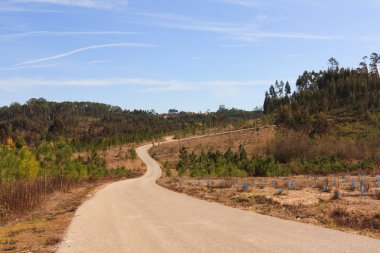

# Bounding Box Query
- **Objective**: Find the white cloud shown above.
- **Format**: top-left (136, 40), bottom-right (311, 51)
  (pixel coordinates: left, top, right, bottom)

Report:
top-left (7, 0), bottom-right (128, 9)
top-left (0, 63), bottom-right (58, 71)
top-left (0, 5), bottom-right (64, 12)
top-left (85, 60), bottom-right (111, 64)
top-left (16, 42), bottom-right (155, 66)
top-left (0, 31), bottom-right (138, 40)
top-left (0, 77), bottom-right (272, 93)
top-left (141, 13), bottom-right (342, 41)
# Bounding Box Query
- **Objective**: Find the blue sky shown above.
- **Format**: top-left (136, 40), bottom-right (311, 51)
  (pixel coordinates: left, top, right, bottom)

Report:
top-left (0, 0), bottom-right (379, 112)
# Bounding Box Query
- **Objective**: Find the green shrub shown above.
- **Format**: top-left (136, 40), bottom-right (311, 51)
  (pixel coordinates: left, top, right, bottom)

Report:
top-left (108, 166), bottom-right (131, 178)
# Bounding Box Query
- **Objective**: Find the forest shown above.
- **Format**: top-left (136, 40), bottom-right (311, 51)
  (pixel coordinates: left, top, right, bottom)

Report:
top-left (263, 53), bottom-right (380, 135)
top-left (0, 99), bottom-right (261, 149)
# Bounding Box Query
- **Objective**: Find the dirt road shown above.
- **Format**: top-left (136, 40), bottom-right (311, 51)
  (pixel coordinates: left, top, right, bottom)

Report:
top-left (58, 140), bottom-right (380, 252)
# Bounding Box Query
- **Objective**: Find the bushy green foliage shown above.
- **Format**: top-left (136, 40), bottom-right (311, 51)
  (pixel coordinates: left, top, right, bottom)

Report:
top-left (108, 166), bottom-right (131, 178)
top-left (0, 141), bottom-right (40, 181)
top-left (175, 146), bottom-right (284, 178)
top-left (0, 139), bottom-right (111, 183)
top-left (0, 138), bottom-right (135, 217)
top-left (176, 144), bottom-right (375, 178)
top-left (164, 161), bottom-right (171, 177)
top-left (128, 147), bottom-right (137, 161)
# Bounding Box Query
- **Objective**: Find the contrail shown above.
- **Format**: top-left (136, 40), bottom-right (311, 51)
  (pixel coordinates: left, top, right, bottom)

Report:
top-left (16, 42), bottom-right (155, 66)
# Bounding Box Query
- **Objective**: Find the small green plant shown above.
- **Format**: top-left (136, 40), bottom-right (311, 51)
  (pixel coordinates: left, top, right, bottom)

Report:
top-left (128, 147), bottom-right (137, 161)
top-left (108, 166), bottom-right (131, 178)
top-left (163, 160), bottom-right (171, 177)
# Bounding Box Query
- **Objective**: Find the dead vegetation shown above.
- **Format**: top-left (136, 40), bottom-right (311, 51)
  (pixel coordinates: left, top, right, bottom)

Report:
top-left (0, 144), bottom-right (146, 253)
top-left (0, 182), bottom-right (97, 252)
top-left (266, 129), bottom-right (380, 165)
top-left (158, 175), bottom-right (380, 239)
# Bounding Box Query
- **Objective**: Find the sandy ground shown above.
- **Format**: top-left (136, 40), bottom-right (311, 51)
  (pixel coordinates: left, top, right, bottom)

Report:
top-left (57, 142), bottom-right (380, 253)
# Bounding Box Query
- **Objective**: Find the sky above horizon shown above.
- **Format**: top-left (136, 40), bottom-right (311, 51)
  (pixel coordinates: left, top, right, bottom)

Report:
top-left (0, 0), bottom-right (379, 112)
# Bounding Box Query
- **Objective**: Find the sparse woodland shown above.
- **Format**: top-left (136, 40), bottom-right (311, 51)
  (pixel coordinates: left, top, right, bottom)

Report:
top-left (0, 101), bottom-right (260, 219)
top-left (262, 53), bottom-right (380, 172)
top-left (169, 53), bottom-right (380, 178)
top-left (264, 53), bottom-right (380, 134)
top-left (0, 100), bottom-right (261, 149)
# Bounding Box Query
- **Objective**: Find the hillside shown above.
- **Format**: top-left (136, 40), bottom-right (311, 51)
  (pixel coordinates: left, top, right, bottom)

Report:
top-left (0, 99), bottom-right (261, 148)
top-left (263, 53), bottom-right (380, 139)
top-left (151, 54), bottom-right (380, 238)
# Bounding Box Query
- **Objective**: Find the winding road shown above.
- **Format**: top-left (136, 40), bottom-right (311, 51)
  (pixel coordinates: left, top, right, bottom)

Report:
top-left (58, 135), bottom-right (380, 252)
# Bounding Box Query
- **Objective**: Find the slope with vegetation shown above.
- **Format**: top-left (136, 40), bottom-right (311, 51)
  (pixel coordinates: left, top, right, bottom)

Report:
top-left (0, 99), bottom-right (261, 149)
top-left (263, 53), bottom-right (380, 170)
top-left (264, 53), bottom-right (380, 136)
top-left (153, 53), bottom-right (380, 238)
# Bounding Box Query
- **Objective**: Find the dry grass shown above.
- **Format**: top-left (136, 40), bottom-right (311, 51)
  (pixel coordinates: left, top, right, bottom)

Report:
top-left (0, 182), bottom-right (97, 253)
top-left (158, 175), bottom-right (380, 239)
top-left (0, 178), bottom-right (77, 222)
top-left (267, 129), bottom-right (380, 164)
top-left (75, 144), bottom-right (146, 177)
top-left (0, 143), bottom-right (146, 252)
top-left (151, 126), bottom-right (275, 164)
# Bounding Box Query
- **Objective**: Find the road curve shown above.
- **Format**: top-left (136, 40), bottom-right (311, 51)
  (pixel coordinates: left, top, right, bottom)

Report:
top-left (59, 138), bottom-right (380, 252)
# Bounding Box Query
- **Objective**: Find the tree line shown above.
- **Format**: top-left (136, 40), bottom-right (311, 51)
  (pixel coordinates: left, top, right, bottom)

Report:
top-left (0, 98), bottom-right (261, 149)
top-left (263, 53), bottom-right (380, 134)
